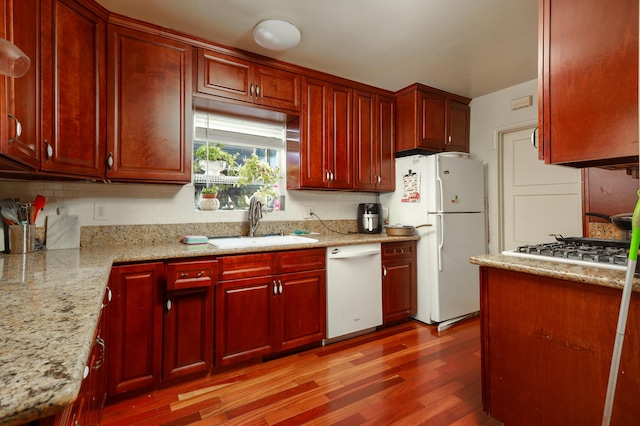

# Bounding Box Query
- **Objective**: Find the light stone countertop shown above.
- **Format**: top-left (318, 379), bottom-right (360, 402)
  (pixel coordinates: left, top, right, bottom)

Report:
top-left (0, 232), bottom-right (418, 426)
top-left (470, 253), bottom-right (640, 292)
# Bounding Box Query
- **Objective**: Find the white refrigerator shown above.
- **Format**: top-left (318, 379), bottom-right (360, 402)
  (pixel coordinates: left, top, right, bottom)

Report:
top-left (380, 152), bottom-right (487, 325)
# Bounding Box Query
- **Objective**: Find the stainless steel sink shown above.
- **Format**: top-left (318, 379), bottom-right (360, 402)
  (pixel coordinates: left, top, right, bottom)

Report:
top-left (208, 235), bottom-right (318, 249)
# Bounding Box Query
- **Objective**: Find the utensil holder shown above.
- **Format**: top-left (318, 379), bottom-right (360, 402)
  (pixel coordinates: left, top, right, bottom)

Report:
top-left (8, 224), bottom-right (35, 254)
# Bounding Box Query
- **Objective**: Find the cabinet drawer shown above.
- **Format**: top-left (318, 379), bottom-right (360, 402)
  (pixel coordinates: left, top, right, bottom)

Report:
top-left (277, 248), bottom-right (326, 274)
top-left (166, 260), bottom-right (217, 290)
top-left (382, 241), bottom-right (416, 260)
top-left (218, 253), bottom-right (277, 281)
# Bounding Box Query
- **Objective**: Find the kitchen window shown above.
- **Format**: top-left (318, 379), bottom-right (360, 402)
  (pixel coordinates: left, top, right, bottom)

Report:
top-left (193, 111), bottom-right (285, 211)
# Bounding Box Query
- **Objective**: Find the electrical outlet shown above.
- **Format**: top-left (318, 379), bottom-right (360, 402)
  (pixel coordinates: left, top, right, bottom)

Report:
top-left (94, 203), bottom-right (107, 221)
top-left (303, 206), bottom-right (314, 219)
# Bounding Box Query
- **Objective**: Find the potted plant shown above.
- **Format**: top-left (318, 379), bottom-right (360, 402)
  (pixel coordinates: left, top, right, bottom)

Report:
top-left (237, 153), bottom-right (281, 198)
top-left (194, 144), bottom-right (238, 176)
top-left (198, 185), bottom-right (221, 211)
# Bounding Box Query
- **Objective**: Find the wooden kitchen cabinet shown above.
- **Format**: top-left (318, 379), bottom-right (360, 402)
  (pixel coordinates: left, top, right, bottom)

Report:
top-left (0, 0), bottom-right (40, 171)
top-left (395, 83), bottom-right (470, 155)
top-left (163, 260), bottom-right (216, 381)
top-left (381, 241), bottom-right (417, 325)
top-left (287, 77), bottom-right (352, 190)
top-left (40, 0), bottom-right (106, 178)
top-left (216, 249), bottom-right (326, 366)
top-left (106, 24), bottom-right (192, 183)
top-left (538, 0), bottom-right (638, 167)
top-left (276, 249), bottom-right (326, 352)
top-left (480, 267), bottom-right (640, 424)
top-left (107, 262), bottom-right (164, 396)
top-left (352, 91), bottom-right (395, 192)
top-left (196, 48), bottom-right (301, 113)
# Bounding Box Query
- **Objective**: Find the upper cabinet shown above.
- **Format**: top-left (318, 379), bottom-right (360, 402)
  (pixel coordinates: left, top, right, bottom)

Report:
top-left (1, 0), bottom-right (40, 170)
top-left (538, 0), bottom-right (638, 167)
top-left (287, 77), bottom-right (353, 190)
top-left (395, 84), bottom-right (471, 155)
top-left (40, 0), bottom-right (106, 178)
top-left (288, 78), bottom-right (395, 192)
top-left (106, 24), bottom-right (192, 183)
top-left (352, 91), bottom-right (395, 191)
top-left (196, 49), bottom-right (301, 113)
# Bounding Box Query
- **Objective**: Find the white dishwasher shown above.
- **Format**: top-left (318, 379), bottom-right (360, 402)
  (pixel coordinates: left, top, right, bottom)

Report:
top-left (325, 243), bottom-right (382, 343)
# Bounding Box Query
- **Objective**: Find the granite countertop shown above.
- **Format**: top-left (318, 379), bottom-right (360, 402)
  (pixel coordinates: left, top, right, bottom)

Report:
top-left (470, 253), bottom-right (640, 292)
top-left (0, 232), bottom-right (418, 426)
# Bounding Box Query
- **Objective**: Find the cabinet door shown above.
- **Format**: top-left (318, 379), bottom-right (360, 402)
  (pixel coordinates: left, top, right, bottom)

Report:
top-left (376, 95), bottom-right (395, 191)
top-left (446, 100), bottom-right (470, 153)
top-left (299, 77), bottom-right (330, 188)
top-left (353, 92), bottom-right (395, 191)
top-left (1, 0), bottom-right (40, 169)
top-left (196, 49), bottom-right (252, 103)
top-left (278, 270), bottom-right (326, 351)
top-left (107, 25), bottom-right (192, 183)
top-left (418, 90), bottom-right (446, 151)
top-left (327, 83), bottom-right (353, 189)
top-left (40, 0), bottom-right (106, 177)
top-left (164, 260), bottom-right (216, 380)
top-left (539, 0), bottom-right (638, 166)
top-left (164, 287), bottom-right (214, 380)
top-left (107, 262), bottom-right (164, 396)
top-left (216, 276), bottom-right (277, 366)
top-left (382, 241), bottom-right (417, 324)
top-left (353, 90), bottom-right (377, 190)
top-left (253, 64), bottom-right (300, 112)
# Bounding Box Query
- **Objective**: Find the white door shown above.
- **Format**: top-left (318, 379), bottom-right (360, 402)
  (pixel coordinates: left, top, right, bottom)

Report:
top-left (500, 127), bottom-right (582, 251)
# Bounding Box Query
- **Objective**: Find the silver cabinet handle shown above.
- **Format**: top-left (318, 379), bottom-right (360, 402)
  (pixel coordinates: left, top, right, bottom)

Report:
top-left (382, 265), bottom-right (387, 277)
top-left (273, 280), bottom-right (278, 295)
top-left (7, 113), bottom-right (22, 141)
top-left (166, 299), bottom-right (172, 312)
top-left (255, 85), bottom-right (260, 97)
top-left (83, 365), bottom-right (90, 380)
top-left (94, 336), bottom-right (105, 370)
top-left (101, 287), bottom-right (112, 309)
top-left (180, 272), bottom-right (188, 278)
top-left (447, 135), bottom-right (452, 144)
top-left (107, 152), bottom-right (114, 169)
top-left (197, 271), bottom-right (205, 278)
top-left (531, 127), bottom-right (538, 148)
top-left (250, 84), bottom-right (254, 97)
top-left (278, 280), bottom-right (283, 294)
top-left (45, 140), bottom-right (53, 160)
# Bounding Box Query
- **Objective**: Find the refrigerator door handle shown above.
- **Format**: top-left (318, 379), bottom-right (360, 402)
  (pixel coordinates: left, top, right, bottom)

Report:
top-left (436, 157), bottom-right (444, 212)
top-left (438, 214), bottom-right (444, 272)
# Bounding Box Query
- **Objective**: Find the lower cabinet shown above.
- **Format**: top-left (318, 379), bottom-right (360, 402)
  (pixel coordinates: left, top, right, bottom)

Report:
top-left (107, 262), bottom-right (165, 396)
top-left (163, 260), bottom-right (216, 381)
top-left (381, 241), bottom-right (417, 325)
top-left (107, 260), bottom-right (217, 397)
top-left (216, 249), bottom-right (326, 366)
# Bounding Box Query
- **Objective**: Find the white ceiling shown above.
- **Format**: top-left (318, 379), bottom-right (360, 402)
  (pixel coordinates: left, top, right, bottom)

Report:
top-left (95, 0), bottom-right (539, 99)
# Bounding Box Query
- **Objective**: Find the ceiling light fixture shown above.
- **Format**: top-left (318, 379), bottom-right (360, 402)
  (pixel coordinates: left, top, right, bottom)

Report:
top-left (253, 19), bottom-right (301, 51)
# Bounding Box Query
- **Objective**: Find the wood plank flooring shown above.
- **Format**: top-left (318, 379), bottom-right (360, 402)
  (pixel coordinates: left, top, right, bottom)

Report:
top-left (102, 318), bottom-right (501, 425)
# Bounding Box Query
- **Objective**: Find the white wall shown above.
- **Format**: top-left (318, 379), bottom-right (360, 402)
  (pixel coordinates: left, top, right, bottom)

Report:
top-left (468, 78), bottom-right (539, 254)
top-left (0, 179), bottom-right (377, 228)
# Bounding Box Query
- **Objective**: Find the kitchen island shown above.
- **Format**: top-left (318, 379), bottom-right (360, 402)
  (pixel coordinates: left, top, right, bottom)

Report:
top-left (0, 233), bottom-right (417, 426)
top-left (471, 254), bottom-right (640, 425)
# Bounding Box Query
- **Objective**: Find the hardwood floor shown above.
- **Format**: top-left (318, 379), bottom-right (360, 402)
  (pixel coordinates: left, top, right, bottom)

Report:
top-left (102, 318), bottom-right (501, 425)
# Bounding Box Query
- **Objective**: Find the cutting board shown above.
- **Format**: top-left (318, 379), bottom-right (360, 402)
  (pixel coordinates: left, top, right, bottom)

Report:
top-left (46, 206), bottom-right (80, 250)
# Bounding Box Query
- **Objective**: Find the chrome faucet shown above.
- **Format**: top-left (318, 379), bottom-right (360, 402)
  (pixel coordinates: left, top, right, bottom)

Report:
top-left (248, 194), bottom-right (266, 237)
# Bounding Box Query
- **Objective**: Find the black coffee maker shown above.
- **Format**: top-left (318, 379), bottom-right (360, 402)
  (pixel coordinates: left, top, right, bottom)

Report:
top-left (357, 203), bottom-right (382, 234)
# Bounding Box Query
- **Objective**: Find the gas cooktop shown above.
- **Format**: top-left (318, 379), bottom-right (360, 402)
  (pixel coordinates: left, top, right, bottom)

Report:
top-left (502, 235), bottom-right (634, 273)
